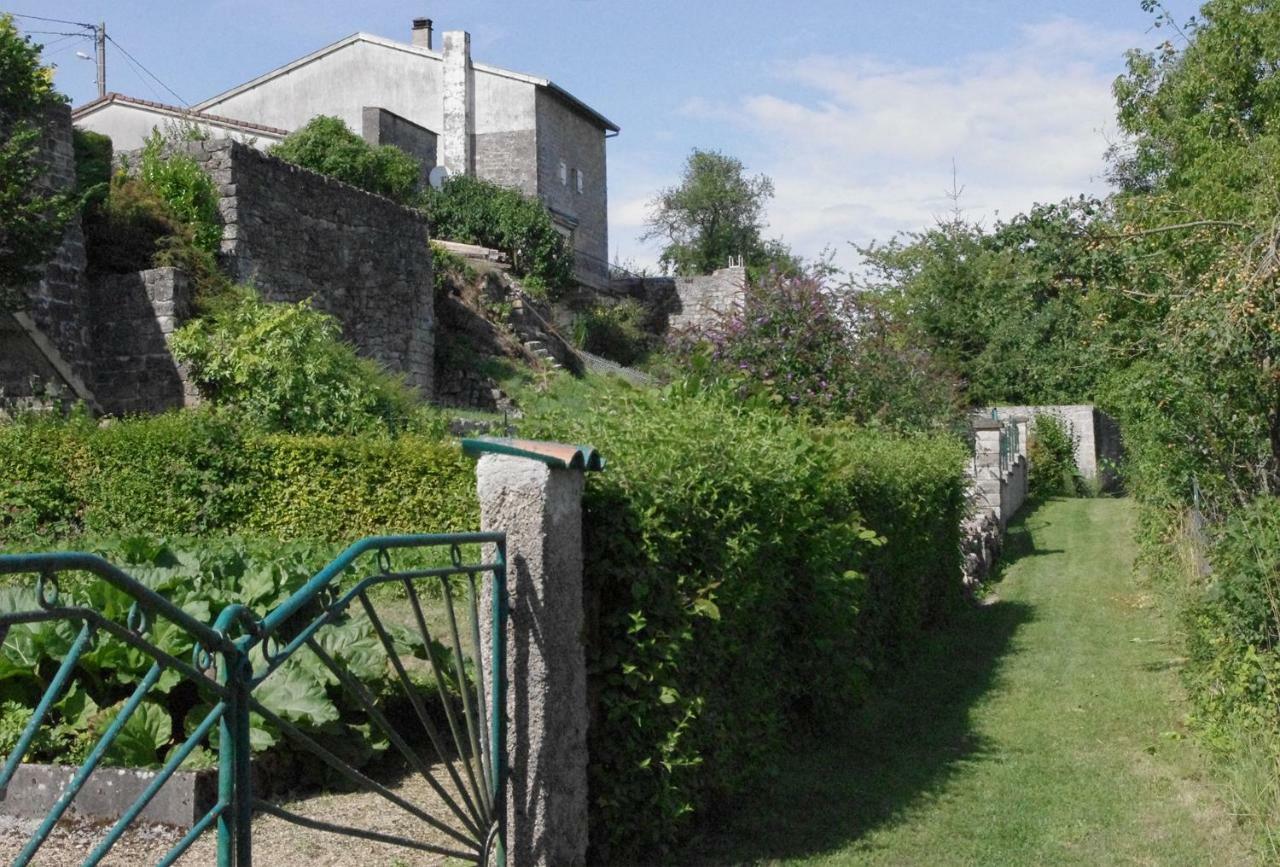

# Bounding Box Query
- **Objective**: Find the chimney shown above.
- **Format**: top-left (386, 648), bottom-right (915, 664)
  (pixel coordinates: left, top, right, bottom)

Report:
top-left (442, 30), bottom-right (474, 176)
top-left (412, 17), bottom-right (433, 50)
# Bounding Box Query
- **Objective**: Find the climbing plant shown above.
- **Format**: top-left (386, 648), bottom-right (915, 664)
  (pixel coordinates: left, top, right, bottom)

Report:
top-left (0, 16), bottom-right (73, 312)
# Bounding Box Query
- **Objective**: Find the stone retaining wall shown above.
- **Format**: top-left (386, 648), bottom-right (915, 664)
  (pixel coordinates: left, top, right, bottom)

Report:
top-left (13, 104), bottom-right (93, 397)
top-left (184, 138), bottom-right (436, 396)
top-left (90, 268), bottom-right (198, 415)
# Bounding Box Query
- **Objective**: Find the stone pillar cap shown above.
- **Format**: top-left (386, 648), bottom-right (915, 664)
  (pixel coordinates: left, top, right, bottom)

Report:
top-left (463, 436), bottom-right (604, 471)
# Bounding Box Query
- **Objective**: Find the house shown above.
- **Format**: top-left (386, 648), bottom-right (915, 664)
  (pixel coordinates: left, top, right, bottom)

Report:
top-left (71, 20), bottom-right (619, 289)
top-left (71, 92), bottom-right (288, 150)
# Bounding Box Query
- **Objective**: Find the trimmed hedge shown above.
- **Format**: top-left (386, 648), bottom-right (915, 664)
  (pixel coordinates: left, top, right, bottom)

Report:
top-left (522, 378), bottom-right (967, 861)
top-left (0, 411), bottom-right (477, 546)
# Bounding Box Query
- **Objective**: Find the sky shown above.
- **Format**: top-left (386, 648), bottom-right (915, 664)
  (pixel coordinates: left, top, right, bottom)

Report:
top-left (12, 0), bottom-right (1203, 273)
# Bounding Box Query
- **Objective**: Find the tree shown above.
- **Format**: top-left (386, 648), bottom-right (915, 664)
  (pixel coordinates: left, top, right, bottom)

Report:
top-left (0, 16), bottom-right (72, 312)
top-left (643, 148), bottom-right (798, 279)
top-left (859, 197), bottom-right (1123, 407)
top-left (1101, 0), bottom-right (1280, 508)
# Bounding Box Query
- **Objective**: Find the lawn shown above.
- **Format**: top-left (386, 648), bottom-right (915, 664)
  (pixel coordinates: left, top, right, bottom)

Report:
top-left (686, 498), bottom-right (1253, 865)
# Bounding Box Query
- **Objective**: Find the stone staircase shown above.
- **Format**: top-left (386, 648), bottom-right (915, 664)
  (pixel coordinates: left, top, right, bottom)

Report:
top-left (522, 337), bottom-right (564, 371)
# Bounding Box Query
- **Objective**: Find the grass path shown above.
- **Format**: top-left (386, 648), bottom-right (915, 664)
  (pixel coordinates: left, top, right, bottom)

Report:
top-left (690, 498), bottom-right (1253, 866)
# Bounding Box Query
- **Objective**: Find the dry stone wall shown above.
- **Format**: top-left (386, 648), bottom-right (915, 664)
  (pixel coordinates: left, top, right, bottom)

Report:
top-left (184, 138), bottom-right (436, 396)
top-left (963, 417), bottom-right (1030, 590)
top-left (90, 268), bottom-right (198, 415)
top-left (21, 104), bottom-right (93, 389)
top-left (597, 265), bottom-right (747, 337)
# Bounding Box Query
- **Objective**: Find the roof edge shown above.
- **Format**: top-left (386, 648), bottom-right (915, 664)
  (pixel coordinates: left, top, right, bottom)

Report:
top-left (72, 92), bottom-right (290, 137)
top-left (195, 31), bottom-right (618, 134)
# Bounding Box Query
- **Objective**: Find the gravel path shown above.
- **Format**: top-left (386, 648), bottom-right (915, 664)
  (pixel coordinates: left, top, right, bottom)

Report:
top-left (0, 764), bottom-right (480, 866)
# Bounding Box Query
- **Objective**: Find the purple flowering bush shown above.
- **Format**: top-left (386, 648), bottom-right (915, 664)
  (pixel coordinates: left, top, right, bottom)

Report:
top-left (690, 270), bottom-right (959, 430)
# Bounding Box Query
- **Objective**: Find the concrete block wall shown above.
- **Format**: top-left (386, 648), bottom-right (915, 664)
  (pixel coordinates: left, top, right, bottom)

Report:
top-left (993, 404), bottom-right (1122, 486)
top-left (184, 138), bottom-right (436, 396)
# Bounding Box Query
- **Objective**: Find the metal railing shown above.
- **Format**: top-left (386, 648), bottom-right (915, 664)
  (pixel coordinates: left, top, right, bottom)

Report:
top-left (0, 533), bottom-right (507, 866)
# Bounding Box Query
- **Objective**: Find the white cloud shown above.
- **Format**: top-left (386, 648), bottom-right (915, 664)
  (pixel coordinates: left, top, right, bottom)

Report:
top-left (615, 16), bottom-right (1138, 274)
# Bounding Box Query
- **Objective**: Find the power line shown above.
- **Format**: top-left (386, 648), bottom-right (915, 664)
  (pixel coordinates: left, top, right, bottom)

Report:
top-left (21, 29), bottom-right (91, 38)
top-left (35, 34), bottom-right (84, 51)
top-left (6, 11), bottom-right (94, 29)
top-left (105, 34), bottom-right (186, 106)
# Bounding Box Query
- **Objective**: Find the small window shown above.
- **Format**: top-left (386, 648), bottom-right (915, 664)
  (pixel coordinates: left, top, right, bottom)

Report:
top-left (559, 161), bottom-right (568, 185)
top-left (574, 168), bottom-right (584, 194)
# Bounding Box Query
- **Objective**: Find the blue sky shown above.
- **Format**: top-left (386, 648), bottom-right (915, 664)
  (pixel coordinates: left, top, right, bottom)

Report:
top-left (14, 0), bottom-right (1202, 271)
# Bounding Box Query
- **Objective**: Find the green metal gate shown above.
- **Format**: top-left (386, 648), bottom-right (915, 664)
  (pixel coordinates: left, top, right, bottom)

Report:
top-left (0, 533), bottom-right (507, 866)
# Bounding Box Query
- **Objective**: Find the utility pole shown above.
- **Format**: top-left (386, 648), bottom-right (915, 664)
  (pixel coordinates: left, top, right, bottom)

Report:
top-left (95, 22), bottom-right (106, 98)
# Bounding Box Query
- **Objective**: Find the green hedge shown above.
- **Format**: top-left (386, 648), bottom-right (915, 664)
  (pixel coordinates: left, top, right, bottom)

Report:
top-left (0, 411), bottom-right (477, 547)
top-left (522, 378), bottom-right (967, 861)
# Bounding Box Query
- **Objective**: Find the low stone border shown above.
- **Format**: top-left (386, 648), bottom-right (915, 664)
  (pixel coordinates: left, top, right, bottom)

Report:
top-left (0, 763), bottom-right (217, 829)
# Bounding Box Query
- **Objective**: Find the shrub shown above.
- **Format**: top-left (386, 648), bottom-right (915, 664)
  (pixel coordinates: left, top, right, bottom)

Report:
top-left (80, 140), bottom-right (229, 301)
top-left (270, 115), bottom-right (420, 204)
top-left (1168, 498), bottom-right (1280, 849)
top-left (82, 176), bottom-right (182, 277)
top-left (138, 131), bottom-right (222, 255)
top-left (520, 377), bottom-right (966, 859)
top-left (72, 128), bottom-right (112, 203)
top-left (1027, 414), bottom-right (1081, 498)
top-left (687, 269), bottom-right (959, 429)
top-left (571, 300), bottom-right (653, 366)
top-left (0, 411), bottom-right (477, 546)
top-left (170, 289), bottom-right (418, 436)
top-left (421, 174), bottom-right (573, 292)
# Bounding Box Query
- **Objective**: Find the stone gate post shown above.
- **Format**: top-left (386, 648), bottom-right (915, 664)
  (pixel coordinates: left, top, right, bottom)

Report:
top-left (468, 438), bottom-right (602, 867)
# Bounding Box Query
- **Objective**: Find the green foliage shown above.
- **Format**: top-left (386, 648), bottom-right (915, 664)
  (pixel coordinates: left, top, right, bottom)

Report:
top-left (571, 300), bottom-right (653, 366)
top-left (0, 536), bottom-right (449, 769)
top-left (860, 198), bottom-right (1122, 407)
top-left (138, 131), bottom-right (222, 255)
top-left (1099, 1), bottom-right (1280, 515)
top-left (82, 176), bottom-right (182, 277)
top-left (1179, 496), bottom-right (1280, 816)
top-left (72, 128), bottom-right (112, 203)
top-left (81, 145), bottom-right (228, 301)
top-left (685, 269), bottom-right (959, 430)
top-left (1060, 3), bottom-right (1280, 840)
top-left (421, 174), bottom-right (573, 292)
top-left (270, 115), bottom-right (420, 204)
top-left (0, 410), bottom-right (477, 546)
top-left (520, 377), bottom-right (967, 860)
top-left (0, 16), bottom-right (73, 312)
top-left (1027, 414), bottom-right (1082, 498)
top-left (171, 289), bottom-right (419, 436)
top-left (643, 148), bottom-right (799, 280)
